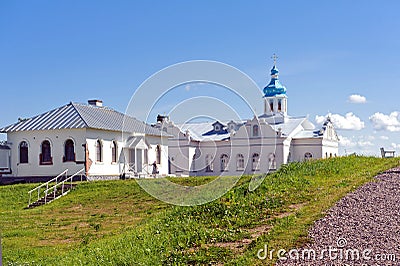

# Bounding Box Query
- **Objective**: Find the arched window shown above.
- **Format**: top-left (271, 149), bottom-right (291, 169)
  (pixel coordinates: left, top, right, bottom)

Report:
top-left (236, 154), bottom-right (244, 171)
top-left (156, 145), bottom-right (161, 164)
top-left (64, 139), bottom-right (75, 162)
top-left (205, 154), bottom-right (213, 172)
top-left (269, 100), bottom-right (274, 112)
top-left (111, 141), bottom-right (117, 163)
top-left (96, 140), bottom-right (102, 162)
top-left (19, 141), bottom-right (28, 164)
top-left (40, 140), bottom-right (52, 165)
top-left (220, 154), bottom-right (228, 172)
top-left (252, 153), bottom-right (260, 171)
top-left (253, 125), bottom-right (259, 137)
top-left (304, 152), bottom-right (313, 161)
top-left (278, 99), bottom-right (282, 112)
top-left (268, 153), bottom-right (276, 170)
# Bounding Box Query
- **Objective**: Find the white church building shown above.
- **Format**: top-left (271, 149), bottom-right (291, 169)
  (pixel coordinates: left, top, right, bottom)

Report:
top-left (0, 100), bottom-right (169, 182)
top-left (0, 61), bottom-right (339, 182)
top-left (155, 63), bottom-right (339, 176)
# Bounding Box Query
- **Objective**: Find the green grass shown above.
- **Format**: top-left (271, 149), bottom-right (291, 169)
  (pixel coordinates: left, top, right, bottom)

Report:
top-left (1, 156), bottom-right (398, 265)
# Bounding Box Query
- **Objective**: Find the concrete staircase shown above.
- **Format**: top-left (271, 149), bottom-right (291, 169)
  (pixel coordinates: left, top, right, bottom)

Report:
top-left (27, 169), bottom-right (85, 209)
top-left (27, 183), bottom-right (77, 208)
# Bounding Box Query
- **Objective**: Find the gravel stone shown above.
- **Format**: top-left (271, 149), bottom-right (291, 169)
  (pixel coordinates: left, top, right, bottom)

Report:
top-left (276, 167), bottom-right (400, 266)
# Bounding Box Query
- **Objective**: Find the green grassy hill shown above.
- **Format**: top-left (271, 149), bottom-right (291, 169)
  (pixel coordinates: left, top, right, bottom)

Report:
top-left (1, 156), bottom-right (398, 265)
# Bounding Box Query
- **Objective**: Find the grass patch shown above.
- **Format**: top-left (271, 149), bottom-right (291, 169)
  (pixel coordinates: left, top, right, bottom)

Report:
top-left (1, 156), bottom-right (398, 265)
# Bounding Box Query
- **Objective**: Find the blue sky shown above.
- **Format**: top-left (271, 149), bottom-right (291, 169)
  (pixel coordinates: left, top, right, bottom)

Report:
top-left (1, 1), bottom-right (400, 156)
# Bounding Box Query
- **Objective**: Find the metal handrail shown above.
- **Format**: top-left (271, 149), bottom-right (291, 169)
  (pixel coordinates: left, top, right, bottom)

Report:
top-left (124, 163), bottom-right (154, 178)
top-left (127, 163), bottom-right (135, 172)
top-left (28, 169), bottom-right (68, 207)
top-left (44, 169), bottom-right (85, 203)
top-left (142, 164), bottom-right (151, 175)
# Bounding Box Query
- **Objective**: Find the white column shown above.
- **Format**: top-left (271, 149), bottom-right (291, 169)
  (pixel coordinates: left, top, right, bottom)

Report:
top-left (134, 148), bottom-right (137, 172)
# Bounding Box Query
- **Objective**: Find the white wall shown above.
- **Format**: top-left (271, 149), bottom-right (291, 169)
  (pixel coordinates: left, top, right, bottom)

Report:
top-left (291, 138), bottom-right (323, 161)
top-left (322, 139), bottom-right (339, 158)
top-left (86, 129), bottom-right (169, 177)
top-left (0, 148), bottom-right (10, 173)
top-left (179, 118), bottom-right (283, 176)
top-left (160, 116), bottom-right (339, 177)
top-left (145, 135), bottom-right (169, 176)
top-left (86, 129), bottom-right (124, 177)
top-left (7, 129), bottom-right (86, 177)
top-left (163, 123), bottom-right (195, 176)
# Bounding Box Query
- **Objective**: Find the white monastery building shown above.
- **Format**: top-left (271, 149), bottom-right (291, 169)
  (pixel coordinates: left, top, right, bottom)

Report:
top-left (0, 60), bottom-right (339, 182)
top-left (155, 62), bottom-right (339, 176)
top-left (0, 100), bottom-right (169, 182)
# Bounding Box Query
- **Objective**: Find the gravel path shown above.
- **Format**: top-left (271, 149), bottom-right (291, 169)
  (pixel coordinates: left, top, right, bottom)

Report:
top-left (276, 167), bottom-right (400, 266)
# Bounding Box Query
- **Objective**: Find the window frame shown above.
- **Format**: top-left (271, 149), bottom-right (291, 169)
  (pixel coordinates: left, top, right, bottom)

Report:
top-left (40, 140), bottom-right (53, 165)
top-left (63, 139), bottom-right (75, 162)
top-left (268, 153), bottom-right (276, 170)
top-left (96, 140), bottom-right (103, 162)
top-left (205, 154), bottom-right (214, 172)
top-left (220, 154), bottom-right (228, 172)
top-left (252, 125), bottom-right (259, 137)
top-left (19, 141), bottom-right (29, 164)
top-left (277, 99), bottom-right (282, 112)
top-left (304, 152), bottom-right (313, 161)
top-left (111, 140), bottom-right (118, 163)
top-left (252, 153), bottom-right (260, 171)
top-left (269, 100), bottom-right (274, 112)
top-left (236, 153), bottom-right (245, 171)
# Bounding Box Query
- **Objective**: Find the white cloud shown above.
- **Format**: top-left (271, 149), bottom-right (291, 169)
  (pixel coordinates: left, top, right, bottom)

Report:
top-left (338, 135), bottom-right (356, 147)
top-left (316, 112), bottom-right (365, 130)
top-left (379, 135), bottom-right (389, 140)
top-left (339, 135), bottom-right (374, 150)
top-left (358, 140), bottom-right (374, 147)
top-left (391, 143), bottom-right (400, 149)
top-left (348, 94), bottom-right (367, 104)
top-left (369, 111), bottom-right (400, 132)
top-left (364, 135), bottom-right (375, 141)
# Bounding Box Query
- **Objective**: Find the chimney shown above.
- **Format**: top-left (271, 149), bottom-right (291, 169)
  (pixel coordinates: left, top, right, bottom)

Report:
top-left (88, 99), bottom-right (103, 107)
top-left (157, 114), bottom-right (169, 123)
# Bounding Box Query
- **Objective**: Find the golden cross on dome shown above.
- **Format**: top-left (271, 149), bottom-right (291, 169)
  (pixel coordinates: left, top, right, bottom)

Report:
top-left (271, 53), bottom-right (278, 65)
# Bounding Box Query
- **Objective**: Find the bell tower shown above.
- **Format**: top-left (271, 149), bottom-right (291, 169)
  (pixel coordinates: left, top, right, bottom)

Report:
top-left (263, 54), bottom-right (288, 117)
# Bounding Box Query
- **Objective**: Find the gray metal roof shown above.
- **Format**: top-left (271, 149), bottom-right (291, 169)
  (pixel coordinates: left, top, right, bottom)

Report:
top-left (177, 122), bottom-right (231, 141)
top-left (292, 130), bottom-right (321, 139)
top-left (175, 116), bottom-right (315, 141)
top-left (269, 117), bottom-right (306, 137)
top-left (0, 144), bottom-right (10, 150)
top-left (0, 102), bottom-right (165, 136)
top-left (125, 136), bottom-right (149, 149)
